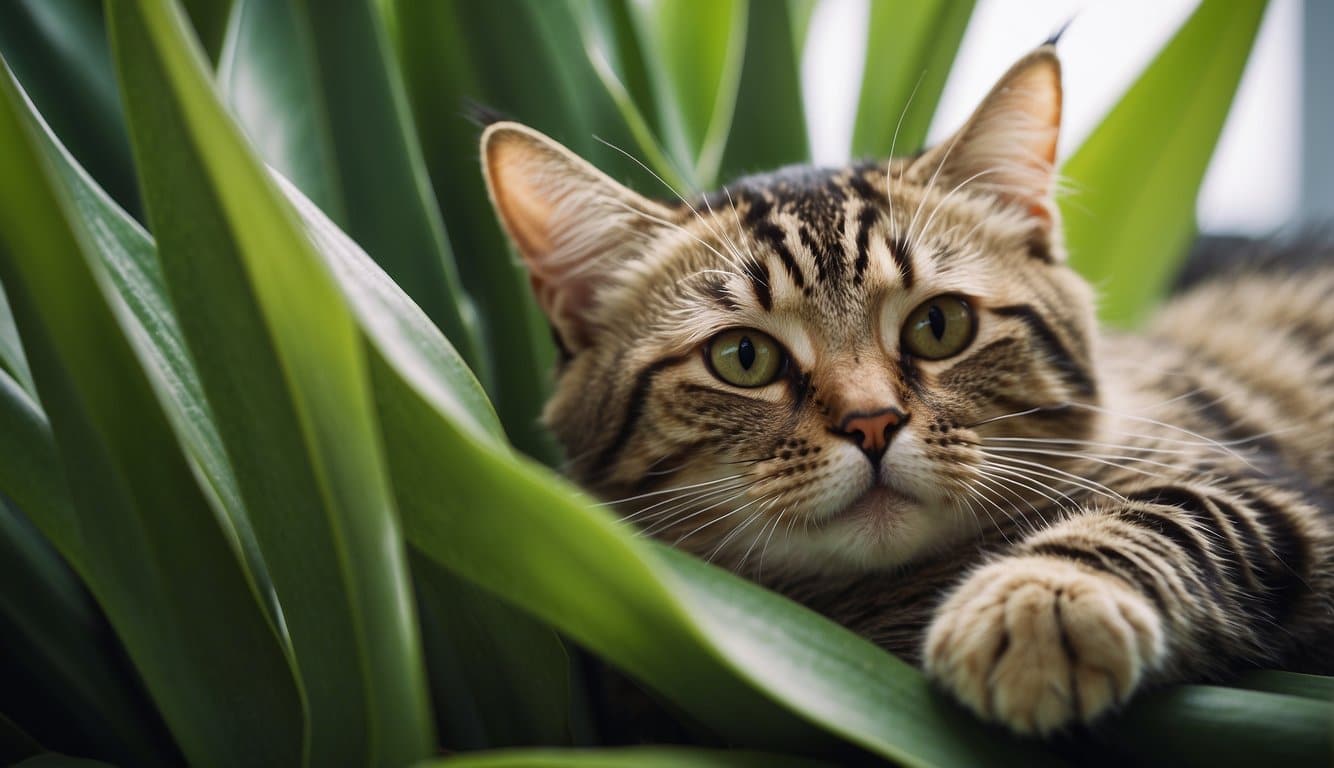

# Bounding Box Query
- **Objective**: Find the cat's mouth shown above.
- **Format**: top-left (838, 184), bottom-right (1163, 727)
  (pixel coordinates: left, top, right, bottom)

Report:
top-left (823, 483), bottom-right (918, 528)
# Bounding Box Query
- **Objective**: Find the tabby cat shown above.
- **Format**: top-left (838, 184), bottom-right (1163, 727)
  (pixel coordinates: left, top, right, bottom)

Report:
top-left (480, 46), bottom-right (1334, 735)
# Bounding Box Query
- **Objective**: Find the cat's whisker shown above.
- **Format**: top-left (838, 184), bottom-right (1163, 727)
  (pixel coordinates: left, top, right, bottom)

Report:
top-left (982, 444), bottom-right (1180, 478)
top-left (739, 504), bottom-right (782, 574)
top-left (620, 483), bottom-right (753, 532)
top-left (885, 71), bottom-right (927, 245)
top-left (641, 484), bottom-right (755, 538)
top-left (982, 453), bottom-right (1126, 504)
top-left (599, 473), bottom-right (747, 507)
top-left (971, 470), bottom-right (1048, 534)
top-left (703, 496), bottom-right (775, 563)
top-left (977, 461), bottom-right (1080, 519)
top-left (912, 168), bottom-right (1000, 250)
top-left (963, 476), bottom-right (1022, 543)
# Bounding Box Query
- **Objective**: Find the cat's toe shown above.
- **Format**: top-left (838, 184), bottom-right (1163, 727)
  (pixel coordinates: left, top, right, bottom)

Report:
top-left (924, 557), bottom-right (1164, 736)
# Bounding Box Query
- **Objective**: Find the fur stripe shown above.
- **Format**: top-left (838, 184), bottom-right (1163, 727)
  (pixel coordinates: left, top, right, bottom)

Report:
top-left (1116, 501), bottom-right (1225, 600)
top-left (853, 206), bottom-right (877, 283)
top-left (992, 303), bottom-right (1096, 397)
top-left (1233, 487), bottom-right (1310, 620)
top-left (889, 236), bottom-right (915, 289)
top-left (754, 222), bottom-right (807, 289)
top-left (596, 353), bottom-right (692, 471)
top-left (741, 257), bottom-right (772, 311)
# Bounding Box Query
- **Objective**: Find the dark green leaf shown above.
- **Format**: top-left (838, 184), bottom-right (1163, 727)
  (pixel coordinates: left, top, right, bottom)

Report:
top-left (0, 284), bottom-right (34, 395)
top-left (1061, 0), bottom-right (1267, 326)
top-left (851, 1), bottom-right (975, 159)
top-left (719, 2), bottom-right (810, 180)
top-left (0, 54), bottom-right (303, 767)
top-left (0, 0), bottom-right (141, 219)
top-left (1231, 671), bottom-right (1334, 702)
top-left (425, 746), bottom-right (837, 768)
top-left (109, 1), bottom-right (433, 763)
top-left (1103, 685), bottom-right (1333, 767)
top-left (0, 499), bottom-right (177, 767)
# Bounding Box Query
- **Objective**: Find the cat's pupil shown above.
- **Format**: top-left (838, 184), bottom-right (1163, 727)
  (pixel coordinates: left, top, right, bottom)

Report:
top-left (739, 336), bottom-right (756, 369)
top-left (928, 304), bottom-right (946, 340)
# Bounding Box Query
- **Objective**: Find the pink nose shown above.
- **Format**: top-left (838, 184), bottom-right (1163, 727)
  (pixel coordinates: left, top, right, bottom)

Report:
top-left (836, 407), bottom-right (909, 462)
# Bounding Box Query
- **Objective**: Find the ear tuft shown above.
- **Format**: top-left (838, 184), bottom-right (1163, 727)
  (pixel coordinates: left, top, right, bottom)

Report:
top-left (482, 122), bottom-right (665, 351)
top-left (910, 45), bottom-right (1062, 225)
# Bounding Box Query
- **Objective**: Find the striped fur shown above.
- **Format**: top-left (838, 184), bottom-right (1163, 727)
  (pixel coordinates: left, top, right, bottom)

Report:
top-left (481, 47), bottom-right (1334, 735)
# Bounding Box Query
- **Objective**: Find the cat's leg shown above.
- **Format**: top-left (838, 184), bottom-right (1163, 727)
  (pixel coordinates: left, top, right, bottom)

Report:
top-left (922, 479), bottom-right (1328, 735)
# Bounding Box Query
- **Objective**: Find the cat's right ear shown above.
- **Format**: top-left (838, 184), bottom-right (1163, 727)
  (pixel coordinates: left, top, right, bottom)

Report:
top-left (482, 122), bottom-right (668, 352)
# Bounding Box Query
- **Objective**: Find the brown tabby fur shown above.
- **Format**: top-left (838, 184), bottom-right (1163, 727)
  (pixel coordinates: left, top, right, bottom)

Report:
top-left (481, 46), bottom-right (1334, 735)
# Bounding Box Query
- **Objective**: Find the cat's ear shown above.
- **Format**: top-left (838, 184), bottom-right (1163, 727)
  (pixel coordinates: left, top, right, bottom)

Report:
top-left (908, 45), bottom-right (1062, 227)
top-left (482, 122), bottom-right (668, 351)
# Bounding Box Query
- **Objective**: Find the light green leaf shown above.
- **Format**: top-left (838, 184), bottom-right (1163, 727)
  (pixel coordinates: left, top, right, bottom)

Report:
top-left (1061, 0), bottom-right (1267, 326)
top-left (851, 1), bottom-right (975, 159)
top-left (426, 746), bottom-right (835, 768)
top-left (628, 0), bottom-right (748, 188)
top-left (218, 0), bottom-right (485, 378)
top-left (108, 1), bottom-right (432, 764)
top-left (0, 54), bottom-right (303, 768)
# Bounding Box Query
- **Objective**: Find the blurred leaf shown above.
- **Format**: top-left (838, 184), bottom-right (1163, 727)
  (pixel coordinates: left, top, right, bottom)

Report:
top-left (179, 0), bottom-right (232, 63)
top-left (414, 553), bottom-right (579, 750)
top-left (851, 1), bottom-right (975, 159)
top-left (0, 369), bottom-right (71, 552)
top-left (0, 712), bottom-right (41, 766)
top-left (719, 2), bottom-right (810, 179)
top-left (275, 170), bottom-right (1061, 767)
top-left (218, 0), bottom-right (485, 379)
top-left (628, 0), bottom-right (748, 187)
top-left (109, 1), bottom-right (433, 763)
top-left (0, 55), bottom-right (303, 768)
top-left (0, 499), bottom-right (177, 767)
top-left (1061, 0), bottom-right (1267, 326)
top-left (0, 0), bottom-right (140, 219)
top-left (427, 746), bottom-right (836, 768)
top-left (15, 756), bottom-right (118, 768)
top-left (1102, 685), bottom-right (1333, 767)
top-left (1231, 671), bottom-right (1334, 702)
top-left (0, 285), bottom-right (34, 395)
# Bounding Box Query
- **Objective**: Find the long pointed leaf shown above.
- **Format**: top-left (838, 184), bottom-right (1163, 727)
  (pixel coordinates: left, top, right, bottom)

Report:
top-left (719, 1), bottom-right (810, 179)
top-left (850, 1), bottom-right (975, 159)
top-left (0, 56), bottom-right (302, 768)
top-left (218, 0), bottom-right (485, 377)
top-left (108, 1), bottom-right (433, 763)
top-left (427, 746), bottom-right (835, 768)
top-left (1061, 1), bottom-right (1267, 325)
top-left (0, 284), bottom-right (34, 395)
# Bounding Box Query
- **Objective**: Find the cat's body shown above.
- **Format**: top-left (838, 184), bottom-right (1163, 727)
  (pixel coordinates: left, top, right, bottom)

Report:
top-left (481, 46), bottom-right (1334, 735)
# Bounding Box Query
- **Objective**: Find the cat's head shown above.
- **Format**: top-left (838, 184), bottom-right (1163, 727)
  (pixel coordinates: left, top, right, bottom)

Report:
top-left (482, 46), bottom-right (1100, 574)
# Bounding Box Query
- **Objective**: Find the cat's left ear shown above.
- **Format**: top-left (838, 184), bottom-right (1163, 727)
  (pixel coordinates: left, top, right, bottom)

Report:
top-left (482, 122), bottom-right (669, 352)
top-left (908, 45), bottom-right (1061, 229)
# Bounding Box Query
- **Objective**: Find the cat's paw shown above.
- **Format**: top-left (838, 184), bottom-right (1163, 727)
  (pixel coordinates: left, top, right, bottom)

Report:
top-left (923, 556), bottom-right (1165, 735)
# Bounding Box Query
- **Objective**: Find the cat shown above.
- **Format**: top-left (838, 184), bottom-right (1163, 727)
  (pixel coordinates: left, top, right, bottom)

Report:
top-left (479, 45), bottom-right (1334, 736)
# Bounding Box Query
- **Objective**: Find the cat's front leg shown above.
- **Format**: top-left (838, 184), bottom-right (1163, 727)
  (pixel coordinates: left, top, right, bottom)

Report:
top-left (923, 551), bottom-right (1165, 735)
top-left (923, 480), bottom-right (1325, 735)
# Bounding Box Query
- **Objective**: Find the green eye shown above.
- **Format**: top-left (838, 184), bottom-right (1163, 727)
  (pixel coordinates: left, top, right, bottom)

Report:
top-left (707, 329), bottom-right (784, 388)
top-left (902, 295), bottom-right (976, 360)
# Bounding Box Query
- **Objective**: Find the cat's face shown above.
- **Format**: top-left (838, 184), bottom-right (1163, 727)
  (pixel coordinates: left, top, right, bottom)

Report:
top-left (484, 47), bottom-right (1101, 574)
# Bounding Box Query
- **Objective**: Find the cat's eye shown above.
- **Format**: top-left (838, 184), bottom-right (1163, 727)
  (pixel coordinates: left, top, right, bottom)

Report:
top-left (902, 295), bottom-right (976, 360)
top-left (707, 329), bottom-right (785, 388)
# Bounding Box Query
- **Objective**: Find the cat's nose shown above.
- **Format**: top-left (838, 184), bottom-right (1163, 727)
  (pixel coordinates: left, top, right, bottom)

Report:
top-left (835, 407), bottom-right (909, 464)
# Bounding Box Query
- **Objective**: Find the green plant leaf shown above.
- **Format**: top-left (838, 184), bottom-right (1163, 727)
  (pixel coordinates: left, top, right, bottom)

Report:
top-left (274, 168), bottom-right (1060, 767)
top-left (179, 0), bottom-right (232, 63)
top-left (0, 499), bottom-right (177, 767)
top-left (425, 746), bottom-right (836, 768)
top-left (0, 55), bottom-right (303, 768)
top-left (108, 1), bottom-right (434, 763)
top-left (1101, 685), bottom-right (1333, 767)
top-left (0, 0), bottom-right (141, 219)
top-left (1061, 0), bottom-right (1268, 326)
top-left (628, 0), bottom-right (748, 188)
top-left (1230, 671), bottom-right (1334, 702)
top-left (719, 1), bottom-right (810, 180)
top-left (0, 283), bottom-right (34, 395)
top-left (0, 368), bottom-right (71, 552)
top-left (851, 1), bottom-right (975, 159)
top-left (0, 701), bottom-right (42, 765)
top-left (413, 552), bottom-right (579, 750)
top-left (218, 0), bottom-right (485, 379)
